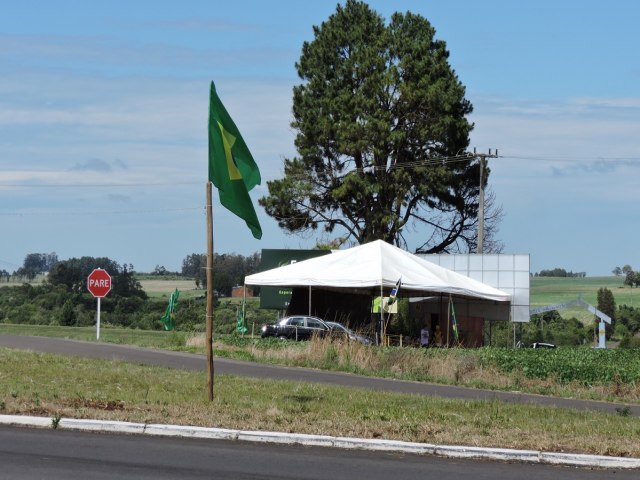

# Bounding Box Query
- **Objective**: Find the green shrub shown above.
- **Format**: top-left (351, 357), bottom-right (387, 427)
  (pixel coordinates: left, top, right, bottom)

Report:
top-left (619, 333), bottom-right (640, 349)
top-left (59, 299), bottom-right (77, 326)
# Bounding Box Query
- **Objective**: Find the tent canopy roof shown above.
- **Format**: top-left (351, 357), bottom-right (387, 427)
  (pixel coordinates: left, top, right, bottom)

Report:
top-left (245, 240), bottom-right (510, 303)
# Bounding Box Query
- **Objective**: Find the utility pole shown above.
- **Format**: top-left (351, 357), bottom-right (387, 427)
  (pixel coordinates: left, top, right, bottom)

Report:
top-left (474, 148), bottom-right (498, 254)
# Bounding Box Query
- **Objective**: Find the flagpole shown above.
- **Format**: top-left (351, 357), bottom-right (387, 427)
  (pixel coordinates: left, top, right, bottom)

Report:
top-left (242, 282), bottom-right (247, 337)
top-left (379, 283), bottom-right (383, 346)
top-left (206, 182), bottom-right (215, 400)
top-left (447, 294), bottom-right (451, 347)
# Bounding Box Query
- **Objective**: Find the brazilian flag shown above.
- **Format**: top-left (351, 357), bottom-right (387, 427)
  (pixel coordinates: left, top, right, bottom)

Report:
top-left (208, 81), bottom-right (262, 239)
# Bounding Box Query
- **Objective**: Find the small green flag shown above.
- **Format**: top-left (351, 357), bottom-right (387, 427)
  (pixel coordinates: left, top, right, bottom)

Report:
top-left (387, 277), bottom-right (401, 305)
top-left (450, 299), bottom-right (459, 342)
top-left (161, 288), bottom-right (180, 331)
top-left (208, 81), bottom-right (262, 239)
top-left (236, 300), bottom-right (248, 334)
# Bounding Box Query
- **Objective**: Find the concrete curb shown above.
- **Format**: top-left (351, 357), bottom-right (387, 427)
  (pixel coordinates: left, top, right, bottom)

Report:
top-left (1, 414), bottom-right (639, 470)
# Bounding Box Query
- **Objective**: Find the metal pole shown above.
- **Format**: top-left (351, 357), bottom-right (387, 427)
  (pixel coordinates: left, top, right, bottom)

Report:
top-left (96, 297), bottom-right (101, 340)
top-left (477, 155), bottom-right (485, 254)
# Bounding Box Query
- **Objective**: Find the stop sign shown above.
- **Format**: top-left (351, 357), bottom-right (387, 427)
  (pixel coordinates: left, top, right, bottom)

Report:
top-left (87, 268), bottom-right (112, 298)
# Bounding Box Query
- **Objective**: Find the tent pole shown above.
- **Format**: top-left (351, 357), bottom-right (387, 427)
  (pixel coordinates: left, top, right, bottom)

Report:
top-left (379, 283), bottom-right (383, 345)
top-left (446, 295), bottom-right (451, 347)
top-left (308, 285), bottom-right (311, 316)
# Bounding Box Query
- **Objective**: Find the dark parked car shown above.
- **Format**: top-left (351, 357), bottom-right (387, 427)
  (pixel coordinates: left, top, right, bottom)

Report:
top-left (261, 315), bottom-right (331, 340)
top-left (325, 321), bottom-right (373, 345)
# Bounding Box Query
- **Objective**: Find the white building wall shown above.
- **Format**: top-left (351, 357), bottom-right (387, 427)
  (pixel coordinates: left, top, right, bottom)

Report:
top-left (418, 254), bottom-right (530, 323)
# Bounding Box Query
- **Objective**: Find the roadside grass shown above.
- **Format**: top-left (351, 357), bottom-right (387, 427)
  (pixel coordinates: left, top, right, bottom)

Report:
top-left (0, 324), bottom-right (191, 350)
top-left (1, 348), bottom-right (640, 458)
top-left (226, 336), bottom-right (640, 405)
top-left (3, 324), bottom-right (640, 405)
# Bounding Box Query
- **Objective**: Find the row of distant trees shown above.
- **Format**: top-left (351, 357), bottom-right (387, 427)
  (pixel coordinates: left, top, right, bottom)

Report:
top-left (613, 265), bottom-right (640, 288)
top-left (533, 268), bottom-right (586, 278)
top-left (0, 253), bottom-right (60, 281)
top-left (2, 251), bottom-right (263, 298)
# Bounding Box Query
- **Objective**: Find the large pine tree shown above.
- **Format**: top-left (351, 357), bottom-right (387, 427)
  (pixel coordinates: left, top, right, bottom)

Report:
top-left (260, 0), bottom-right (500, 253)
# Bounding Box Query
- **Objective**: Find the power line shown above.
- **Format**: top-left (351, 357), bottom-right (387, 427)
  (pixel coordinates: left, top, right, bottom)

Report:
top-left (0, 206), bottom-right (202, 217)
top-left (0, 181), bottom-right (201, 188)
top-left (501, 155), bottom-right (640, 163)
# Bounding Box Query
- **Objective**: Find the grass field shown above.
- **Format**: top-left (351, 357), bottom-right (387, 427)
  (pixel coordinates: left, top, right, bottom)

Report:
top-left (530, 276), bottom-right (639, 322)
top-left (138, 278), bottom-right (202, 299)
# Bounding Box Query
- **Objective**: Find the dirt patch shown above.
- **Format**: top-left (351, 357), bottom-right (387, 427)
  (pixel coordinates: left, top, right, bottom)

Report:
top-left (65, 398), bottom-right (126, 411)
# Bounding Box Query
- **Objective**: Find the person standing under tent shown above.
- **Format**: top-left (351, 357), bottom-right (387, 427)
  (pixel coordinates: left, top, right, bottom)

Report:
top-left (420, 326), bottom-right (430, 348)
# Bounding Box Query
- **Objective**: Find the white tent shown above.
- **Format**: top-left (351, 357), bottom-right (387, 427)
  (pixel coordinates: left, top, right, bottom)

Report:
top-left (245, 240), bottom-right (510, 303)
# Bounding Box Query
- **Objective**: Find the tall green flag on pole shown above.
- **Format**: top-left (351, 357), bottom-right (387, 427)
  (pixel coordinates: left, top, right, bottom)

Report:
top-left (161, 288), bottom-right (180, 331)
top-left (236, 300), bottom-right (248, 334)
top-left (450, 297), bottom-right (459, 342)
top-left (208, 81), bottom-right (262, 239)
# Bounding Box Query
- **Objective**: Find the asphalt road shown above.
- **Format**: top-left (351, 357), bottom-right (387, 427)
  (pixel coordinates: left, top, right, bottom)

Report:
top-left (1, 334), bottom-right (638, 416)
top-left (1, 426), bottom-right (635, 480)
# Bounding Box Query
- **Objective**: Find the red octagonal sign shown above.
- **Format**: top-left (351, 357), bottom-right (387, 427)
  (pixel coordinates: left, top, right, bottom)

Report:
top-left (87, 268), bottom-right (112, 298)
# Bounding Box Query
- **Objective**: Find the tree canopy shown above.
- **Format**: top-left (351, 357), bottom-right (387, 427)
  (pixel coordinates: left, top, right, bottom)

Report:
top-left (260, 0), bottom-right (498, 253)
top-left (181, 252), bottom-right (260, 295)
top-left (16, 252), bottom-right (58, 280)
top-left (47, 256), bottom-right (146, 299)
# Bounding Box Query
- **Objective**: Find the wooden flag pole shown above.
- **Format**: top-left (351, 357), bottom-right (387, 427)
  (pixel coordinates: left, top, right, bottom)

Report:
top-left (206, 182), bottom-right (215, 400)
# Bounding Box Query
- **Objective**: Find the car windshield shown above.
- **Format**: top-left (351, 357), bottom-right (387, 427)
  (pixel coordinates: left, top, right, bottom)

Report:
top-left (279, 317), bottom-right (305, 327)
top-left (306, 318), bottom-right (326, 329)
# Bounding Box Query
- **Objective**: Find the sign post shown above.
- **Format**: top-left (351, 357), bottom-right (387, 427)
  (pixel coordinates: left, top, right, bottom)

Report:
top-left (87, 268), bottom-right (112, 340)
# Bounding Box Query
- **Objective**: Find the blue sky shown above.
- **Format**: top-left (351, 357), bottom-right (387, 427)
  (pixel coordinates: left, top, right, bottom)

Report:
top-left (1, 0), bottom-right (638, 276)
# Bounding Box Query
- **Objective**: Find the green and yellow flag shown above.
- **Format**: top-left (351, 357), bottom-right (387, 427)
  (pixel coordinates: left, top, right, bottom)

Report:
top-left (208, 81), bottom-right (262, 239)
